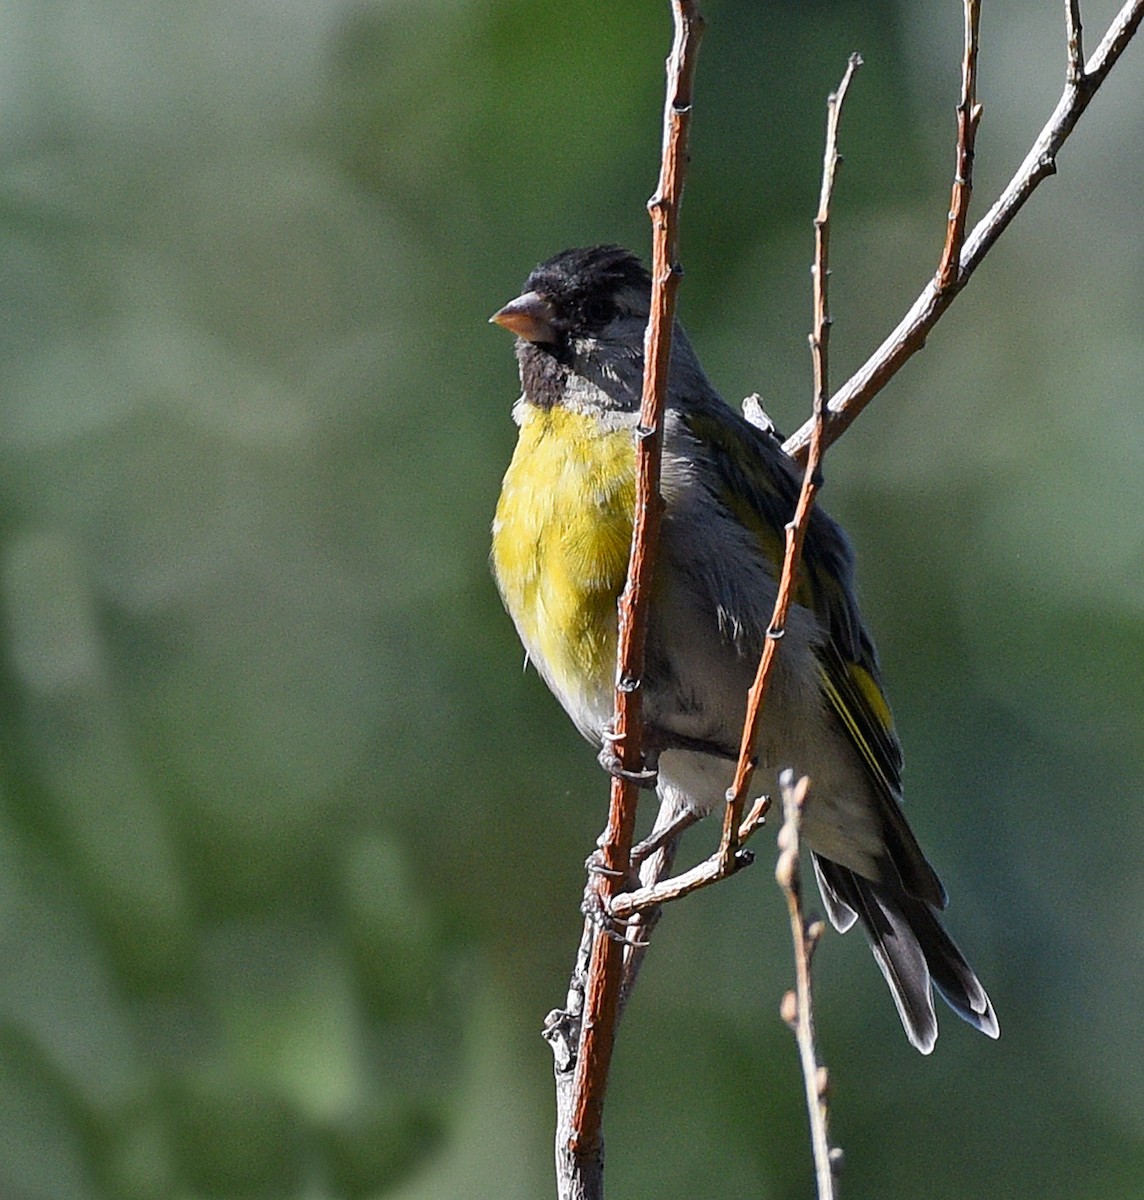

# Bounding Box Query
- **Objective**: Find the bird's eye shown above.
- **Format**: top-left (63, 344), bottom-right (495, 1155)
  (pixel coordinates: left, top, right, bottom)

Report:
top-left (579, 296), bottom-right (614, 331)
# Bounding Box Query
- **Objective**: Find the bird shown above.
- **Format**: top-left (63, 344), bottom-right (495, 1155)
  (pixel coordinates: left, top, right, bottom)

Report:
top-left (489, 244), bottom-right (998, 1054)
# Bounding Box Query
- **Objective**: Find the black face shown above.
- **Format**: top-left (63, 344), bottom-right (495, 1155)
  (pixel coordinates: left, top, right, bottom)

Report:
top-left (524, 245), bottom-right (651, 342)
top-left (508, 245), bottom-right (652, 411)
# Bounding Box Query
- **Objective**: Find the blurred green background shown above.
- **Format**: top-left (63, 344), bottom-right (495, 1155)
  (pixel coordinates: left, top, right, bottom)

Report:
top-left (1, 1), bottom-right (1142, 1196)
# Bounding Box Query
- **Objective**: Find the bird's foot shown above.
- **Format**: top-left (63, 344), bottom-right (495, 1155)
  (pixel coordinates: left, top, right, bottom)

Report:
top-left (581, 850), bottom-right (646, 944)
top-left (581, 883), bottom-right (646, 946)
top-left (597, 728), bottom-right (659, 790)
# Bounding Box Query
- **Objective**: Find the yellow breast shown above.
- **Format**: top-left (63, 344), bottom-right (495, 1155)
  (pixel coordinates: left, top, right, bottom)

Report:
top-left (491, 404), bottom-right (636, 728)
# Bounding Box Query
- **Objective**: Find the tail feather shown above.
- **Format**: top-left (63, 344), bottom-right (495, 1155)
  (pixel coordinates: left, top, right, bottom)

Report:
top-left (814, 855), bottom-right (999, 1054)
top-left (812, 855), bottom-right (857, 933)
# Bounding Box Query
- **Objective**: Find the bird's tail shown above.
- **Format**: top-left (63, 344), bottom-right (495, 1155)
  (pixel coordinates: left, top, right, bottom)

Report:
top-left (813, 855), bottom-right (999, 1054)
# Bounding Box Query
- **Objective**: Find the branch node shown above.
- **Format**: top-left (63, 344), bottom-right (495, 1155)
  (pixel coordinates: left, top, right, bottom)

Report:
top-left (543, 1008), bottom-right (581, 1074)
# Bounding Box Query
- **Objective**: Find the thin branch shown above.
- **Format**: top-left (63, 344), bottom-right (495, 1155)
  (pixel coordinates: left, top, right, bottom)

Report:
top-left (937, 0), bottom-right (983, 290)
top-left (811, 55), bottom-right (862, 419)
top-left (1066, 0), bottom-right (1086, 83)
top-left (783, 0), bottom-right (1144, 462)
top-left (553, 4), bottom-right (704, 1197)
top-left (776, 772), bottom-right (841, 1200)
top-left (717, 52), bottom-right (860, 858)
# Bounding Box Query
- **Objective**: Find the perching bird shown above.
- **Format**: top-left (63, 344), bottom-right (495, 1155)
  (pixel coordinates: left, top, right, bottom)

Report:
top-left (489, 245), bottom-right (998, 1053)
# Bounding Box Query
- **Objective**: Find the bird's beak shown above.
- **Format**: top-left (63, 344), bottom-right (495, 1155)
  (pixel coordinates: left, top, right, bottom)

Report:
top-left (489, 290), bottom-right (558, 344)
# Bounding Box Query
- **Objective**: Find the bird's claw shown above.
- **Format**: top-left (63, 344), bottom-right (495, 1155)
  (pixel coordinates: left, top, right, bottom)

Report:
top-left (582, 850), bottom-right (645, 944)
top-left (596, 743), bottom-right (658, 790)
top-left (580, 885), bottom-right (645, 946)
top-left (584, 847), bottom-right (638, 887)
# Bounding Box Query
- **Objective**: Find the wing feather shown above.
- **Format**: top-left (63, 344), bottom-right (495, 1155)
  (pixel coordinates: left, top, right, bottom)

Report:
top-left (682, 404), bottom-right (902, 796)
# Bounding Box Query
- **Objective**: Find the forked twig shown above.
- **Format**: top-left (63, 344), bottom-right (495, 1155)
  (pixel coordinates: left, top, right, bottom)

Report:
top-left (608, 795), bottom-right (768, 920)
top-left (784, 0), bottom-right (1144, 461)
top-left (776, 772), bottom-right (841, 1200)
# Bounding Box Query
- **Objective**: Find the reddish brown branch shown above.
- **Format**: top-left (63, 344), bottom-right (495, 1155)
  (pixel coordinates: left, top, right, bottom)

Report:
top-left (555, 4), bottom-right (704, 1196)
top-left (937, 0), bottom-right (983, 291)
top-left (783, 0), bottom-right (1144, 462)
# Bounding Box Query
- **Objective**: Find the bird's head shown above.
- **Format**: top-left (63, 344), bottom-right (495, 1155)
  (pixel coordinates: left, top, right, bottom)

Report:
top-left (491, 245), bottom-right (655, 413)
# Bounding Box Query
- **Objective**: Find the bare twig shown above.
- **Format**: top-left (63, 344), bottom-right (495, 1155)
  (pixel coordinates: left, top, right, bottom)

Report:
top-left (783, 0), bottom-right (1144, 462)
top-left (811, 55), bottom-right (862, 420)
top-left (776, 772), bottom-right (841, 1200)
top-left (1066, 0), bottom-right (1086, 83)
top-left (553, 4), bottom-right (704, 1197)
top-left (937, 0), bottom-right (983, 290)
top-left (717, 52), bottom-right (860, 859)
